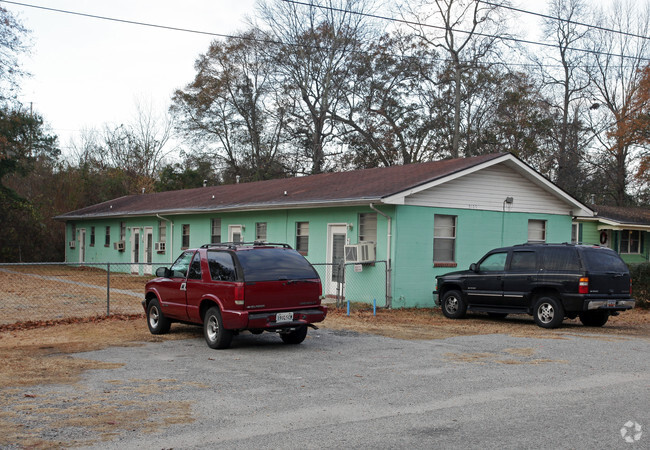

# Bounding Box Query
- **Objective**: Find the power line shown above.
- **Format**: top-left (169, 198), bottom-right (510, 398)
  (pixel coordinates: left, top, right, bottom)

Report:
top-left (281, 0), bottom-right (650, 62)
top-left (478, 0), bottom-right (650, 42)
top-left (2, 0), bottom-right (647, 69)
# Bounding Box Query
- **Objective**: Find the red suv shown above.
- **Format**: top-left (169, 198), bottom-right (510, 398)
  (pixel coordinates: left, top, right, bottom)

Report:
top-left (143, 243), bottom-right (327, 349)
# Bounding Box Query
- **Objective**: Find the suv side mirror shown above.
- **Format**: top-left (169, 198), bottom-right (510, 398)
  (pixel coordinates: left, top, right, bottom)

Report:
top-left (470, 263), bottom-right (478, 272)
top-left (156, 267), bottom-right (171, 278)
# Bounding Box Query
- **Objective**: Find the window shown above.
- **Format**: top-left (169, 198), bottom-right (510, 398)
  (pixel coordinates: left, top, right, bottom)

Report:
top-left (120, 221), bottom-right (126, 242)
top-left (528, 220), bottom-right (546, 243)
top-left (170, 251), bottom-right (193, 278)
top-left (256, 222), bottom-right (267, 241)
top-left (90, 226), bottom-right (95, 247)
top-left (510, 251), bottom-right (537, 271)
top-left (182, 224), bottom-right (190, 248)
top-left (359, 213), bottom-right (377, 243)
top-left (188, 252), bottom-right (202, 280)
top-left (71, 223), bottom-right (76, 241)
top-left (105, 226), bottom-right (111, 247)
top-left (571, 223), bottom-right (579, 244)
top-left (478, 252), bottom-right (507, 272)
top-left (434, 215), bottom-right (456, 264)
top-left (541, 247), bottom-right (580, 271)
top-left (211, 218), bottom-right (221, 244)
top-left (620, 230), bottom-right (641, 254)
top-left (236, 248), bottom-right (318, 282)
top-left (296, 222), bottom-right (309, 255)
top-left (158, 220), bottom-right (167, 243)
top-left (208, 251), bottom-right (237, 281)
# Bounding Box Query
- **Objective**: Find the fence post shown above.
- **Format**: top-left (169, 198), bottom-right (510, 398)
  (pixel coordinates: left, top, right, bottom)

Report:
top-left (106, 263), bottom-right (111, 316)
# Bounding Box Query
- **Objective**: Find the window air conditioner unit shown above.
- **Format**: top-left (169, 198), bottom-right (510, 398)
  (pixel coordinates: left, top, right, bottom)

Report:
top-left (344, 241), bottom-right (376, 263)
top-left (113, 241), bottom-right (125, 251)
top-left (68, 240), bottom-right (76, 249)
top-left (154, 242), bottom-right (166, 252)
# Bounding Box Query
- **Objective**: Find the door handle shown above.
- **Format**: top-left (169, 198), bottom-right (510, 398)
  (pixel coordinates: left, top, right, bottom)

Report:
top-left (180, 282), bottom-right (187, 291)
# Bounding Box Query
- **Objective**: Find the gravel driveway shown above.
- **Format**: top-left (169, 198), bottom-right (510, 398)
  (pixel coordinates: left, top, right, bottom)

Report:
top-left (14, 328), bottom-right (650, 449)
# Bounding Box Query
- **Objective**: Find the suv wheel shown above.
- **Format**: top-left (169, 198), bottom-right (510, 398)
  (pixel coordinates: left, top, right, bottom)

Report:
top-left (147, 298), bottom-right (171, 335)
top-left (579, 311), bottom-right (609, 327)
top-left (441, 290), bottom-right (467, 319)
top-left (280, 326), bottom-right (308, 345)
top-left (533, 296), bottom-right (564, 328)
top-left (204, 306), bottom-right (233, 349)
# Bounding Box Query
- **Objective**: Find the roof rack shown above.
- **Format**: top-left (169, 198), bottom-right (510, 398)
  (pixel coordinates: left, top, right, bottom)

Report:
top-left (200, 241), bottom-right (293, 250)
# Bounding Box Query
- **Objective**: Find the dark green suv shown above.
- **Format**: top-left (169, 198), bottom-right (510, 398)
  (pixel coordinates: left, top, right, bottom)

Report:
top-left (433, 244), bottom-right (635, 328)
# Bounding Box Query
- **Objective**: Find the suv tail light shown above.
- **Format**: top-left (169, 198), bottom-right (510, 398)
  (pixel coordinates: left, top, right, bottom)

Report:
top-left (579, 277), bottom-right (589, 294)
top-left (630, 279), bottom-right (633, 295)
top-left (234, 283), bottom-right (245, 306)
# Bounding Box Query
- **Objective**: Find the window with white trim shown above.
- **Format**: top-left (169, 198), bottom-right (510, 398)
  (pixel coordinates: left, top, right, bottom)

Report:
top-left (434, 215), bottom-right (456, 264)
top-left (528, 220), bottom-right (546, 243)
top-left (620, 230), bottom-right (641, 254)
top-left (182, 224), bottom-right (190, 248)
top-left (256, 222), bottom-right (267, 241)
top-left (296, 222), bottom-right (309, 255)
top-left (211, 218), bottom-right (221, 244)
top-left (158, 220), bottom-right (167, 243)
top-left (359, 213), bottom-right (377, 243)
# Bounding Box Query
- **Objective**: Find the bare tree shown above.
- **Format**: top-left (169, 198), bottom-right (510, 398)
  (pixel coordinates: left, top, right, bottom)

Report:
top-left (172, 29), bottom-right (289, 182)
top-left (400, 0), bottom-right (510, 158)
top-left (532, 0), bottom-right (592, 198)
top-left (585, 0), bottom-right (650, 205)
top-left (256, 0), bottom-right (376, 174)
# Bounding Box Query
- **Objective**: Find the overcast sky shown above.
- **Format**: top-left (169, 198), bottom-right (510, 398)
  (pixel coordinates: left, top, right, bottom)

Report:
top-left (7, 0), bottom-right (257, 154)
top-left (4, 0), bottom-right (554, 157)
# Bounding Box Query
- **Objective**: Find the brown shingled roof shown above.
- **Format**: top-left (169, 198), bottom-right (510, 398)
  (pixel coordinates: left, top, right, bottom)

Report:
top-left (593, 204), bottom-right (650, 226)
top-left (56, 153), bottom-right (506, 220)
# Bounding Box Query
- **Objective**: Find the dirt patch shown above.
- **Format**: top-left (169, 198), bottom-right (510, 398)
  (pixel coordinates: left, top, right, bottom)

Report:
top-left (322, 305), bottom-right (650, 340)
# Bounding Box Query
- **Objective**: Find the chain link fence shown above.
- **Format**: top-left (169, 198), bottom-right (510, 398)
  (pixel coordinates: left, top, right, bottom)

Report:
top-left (0, 263), bottom-right (162, 325)
top-left (0, 260), bottom-right (389, 326)
top-left (312, 261), bottom-right (388, 308)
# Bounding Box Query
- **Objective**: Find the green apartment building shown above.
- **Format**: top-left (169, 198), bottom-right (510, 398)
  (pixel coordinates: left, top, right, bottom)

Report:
top-left (57, 153), bottom-right (594, 308)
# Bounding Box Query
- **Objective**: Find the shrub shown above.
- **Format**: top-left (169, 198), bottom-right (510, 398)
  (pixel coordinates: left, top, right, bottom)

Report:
top-left (628, 263), bottom-right (650, 309)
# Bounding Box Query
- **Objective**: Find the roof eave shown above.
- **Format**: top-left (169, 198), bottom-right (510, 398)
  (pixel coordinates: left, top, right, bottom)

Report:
top-left (54, 197), bottom-right (383, 221)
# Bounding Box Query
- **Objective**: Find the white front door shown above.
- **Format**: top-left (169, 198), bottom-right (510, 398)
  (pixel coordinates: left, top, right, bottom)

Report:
top-left (78, 229), bottom-right (86, 263)
top-left (131, 229), bottom-right (140, 274)
top-left (325, 224), bottom-right (347, 296)
top-left (228, 225), bottom-right (243, 243)
top-left (144, 227), bottom-right (153, 275)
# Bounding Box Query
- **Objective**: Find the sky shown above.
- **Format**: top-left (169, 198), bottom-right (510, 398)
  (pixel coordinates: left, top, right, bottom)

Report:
top-left (5, 0), bottom-right (258, 155)
top-left (3, 0), bottom-right (555, 158)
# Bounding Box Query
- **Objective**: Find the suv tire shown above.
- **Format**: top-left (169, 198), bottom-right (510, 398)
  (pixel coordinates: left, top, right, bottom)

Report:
top-left (204, 306), bottom-right (233, 349)
top-left (147, 298), bottom-right (171, 335)
top-left (280, 325), bottom-right (308, 344)
top-left (441, 290), bottom-right (467, 319)
top-left (533, 296), bottom-right (564, 328)
top-left (579, 310), bottom-right (609, 327)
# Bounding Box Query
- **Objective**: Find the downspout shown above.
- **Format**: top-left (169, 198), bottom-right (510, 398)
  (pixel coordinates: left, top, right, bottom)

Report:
top-left (370, 203), bottom-right (392, 309)
top-left (156, 214), bottom-right (174, 263)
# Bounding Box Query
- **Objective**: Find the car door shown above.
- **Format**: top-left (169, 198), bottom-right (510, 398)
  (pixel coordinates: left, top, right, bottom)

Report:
top-left (184, 251), bottom-right (208, 322)
top-left (156, 250), bottom-right (194, 320)
top-left (502, 249), bottom-right (538, 309)
top-left (466, 251), bottom-right (508, 306)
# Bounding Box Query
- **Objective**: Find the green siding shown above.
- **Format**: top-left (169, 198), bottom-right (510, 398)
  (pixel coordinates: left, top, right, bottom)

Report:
top-left (392, 206), bottom-right (572, 308)
top-left (65, 204), bottom-right (573, 308)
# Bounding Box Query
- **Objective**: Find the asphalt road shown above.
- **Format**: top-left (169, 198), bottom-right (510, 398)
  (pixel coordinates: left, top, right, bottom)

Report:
top-left (71, 328), bottom-right (648, 449)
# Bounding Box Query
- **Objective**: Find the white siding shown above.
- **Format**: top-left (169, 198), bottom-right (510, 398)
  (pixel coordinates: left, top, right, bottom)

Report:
top-left (404, 165), bottom-right (572, 214)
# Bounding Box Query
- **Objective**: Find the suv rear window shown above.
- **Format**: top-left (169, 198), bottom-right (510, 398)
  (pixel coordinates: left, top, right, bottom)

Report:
top-left (540, 247), bottom-right (580, 271)
top-left (236, 248), bottom-right (318, 282)
top-left (581, 248), bottom-right (628, 272)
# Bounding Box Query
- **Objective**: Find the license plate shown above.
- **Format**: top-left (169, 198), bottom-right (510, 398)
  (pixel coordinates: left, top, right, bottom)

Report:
top-left (607, 300), bottom-right (617, 308)
top-left (276, 312), bottom-right (293, 323)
